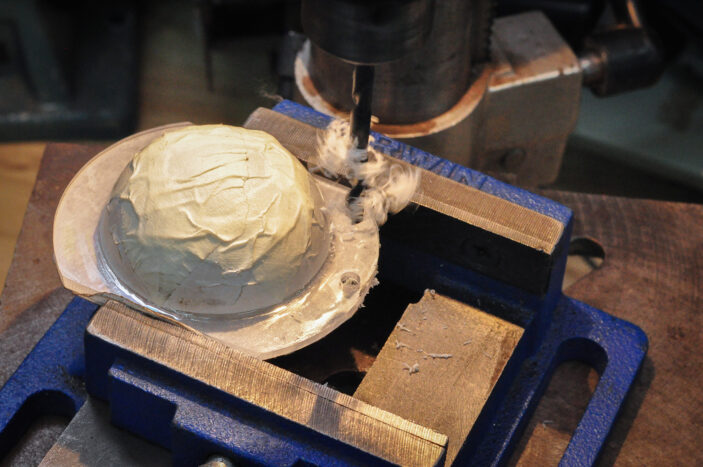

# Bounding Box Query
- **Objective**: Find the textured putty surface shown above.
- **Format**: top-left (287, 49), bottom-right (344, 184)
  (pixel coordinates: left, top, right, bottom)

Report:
top-left (101, 125), bottom-right (330, 316)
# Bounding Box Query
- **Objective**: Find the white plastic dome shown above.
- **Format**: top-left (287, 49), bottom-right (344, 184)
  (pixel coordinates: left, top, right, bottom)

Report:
top-left (98, 124), bottom-right (330, 316)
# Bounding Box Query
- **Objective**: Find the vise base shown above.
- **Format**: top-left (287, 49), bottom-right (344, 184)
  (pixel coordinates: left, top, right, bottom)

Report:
top-left (0, 101), bottom-right (647, 466)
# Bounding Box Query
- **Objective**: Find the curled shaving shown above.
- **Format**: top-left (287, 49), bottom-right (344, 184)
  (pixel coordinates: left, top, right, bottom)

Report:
top-left (314, 119), bottom-right (420, 226)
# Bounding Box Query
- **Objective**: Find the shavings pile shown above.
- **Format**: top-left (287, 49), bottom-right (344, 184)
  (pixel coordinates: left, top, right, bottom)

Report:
top-left (312, 119), bottom-right (420, 226)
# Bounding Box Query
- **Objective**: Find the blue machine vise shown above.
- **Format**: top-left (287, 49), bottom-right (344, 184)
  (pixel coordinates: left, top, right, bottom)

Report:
top-left (0, 101), bottom-right (647, 466)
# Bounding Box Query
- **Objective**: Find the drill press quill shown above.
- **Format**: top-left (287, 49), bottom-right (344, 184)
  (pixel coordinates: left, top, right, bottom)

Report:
top-left (302, 0), bottom-right (434, 154)
top-left (302, 0), bottom-right (434, 213)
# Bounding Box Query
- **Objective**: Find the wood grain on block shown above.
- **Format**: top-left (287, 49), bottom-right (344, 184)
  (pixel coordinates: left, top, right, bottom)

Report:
top-left (354, 291), bottom-right (523, 465)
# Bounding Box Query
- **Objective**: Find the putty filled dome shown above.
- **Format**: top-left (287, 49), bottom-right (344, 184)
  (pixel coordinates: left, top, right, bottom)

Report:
top-left (99, 124), bottom-right (330, 316)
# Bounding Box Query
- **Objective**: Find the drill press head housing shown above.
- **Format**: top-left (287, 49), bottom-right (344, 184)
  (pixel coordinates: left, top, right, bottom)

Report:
top-left (301, 0), bottom-right (434, 65)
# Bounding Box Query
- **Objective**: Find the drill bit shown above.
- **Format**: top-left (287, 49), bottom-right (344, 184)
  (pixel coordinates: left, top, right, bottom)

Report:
top-left (347, 64), bottom-right (374, 215)
top-left (350, 64), bottom-right (374, 155)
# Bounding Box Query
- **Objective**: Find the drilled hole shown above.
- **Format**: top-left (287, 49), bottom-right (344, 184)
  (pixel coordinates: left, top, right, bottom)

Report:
top-left (340, 272), bottom-right (361, 298)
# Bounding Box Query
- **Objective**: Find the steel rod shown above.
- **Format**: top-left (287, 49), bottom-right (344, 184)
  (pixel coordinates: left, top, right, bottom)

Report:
top-left (350, 64), bottom-right (374, 154)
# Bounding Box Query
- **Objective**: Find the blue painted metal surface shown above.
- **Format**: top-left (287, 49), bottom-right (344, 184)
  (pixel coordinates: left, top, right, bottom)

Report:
top-left (0, 101), bottom-right (648, 466)
top-left (0, 297), bottom-right (98, 457)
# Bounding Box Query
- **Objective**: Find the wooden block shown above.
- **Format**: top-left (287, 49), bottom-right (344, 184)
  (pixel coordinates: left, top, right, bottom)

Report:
top-left (354, 290), bottom-right (523, 465)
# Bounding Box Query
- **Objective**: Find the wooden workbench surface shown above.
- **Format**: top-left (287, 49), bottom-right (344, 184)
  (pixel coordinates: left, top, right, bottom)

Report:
top-left (1, 143), bottom-right (701, 466)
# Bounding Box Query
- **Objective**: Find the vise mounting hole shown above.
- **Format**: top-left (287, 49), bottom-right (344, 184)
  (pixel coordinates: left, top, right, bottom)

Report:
top-left (0, 391), bottom-right (73, 466)
top-left (563, 237), bottom-right (605, 290)
top-left (509, 339), bottom-right (606, 465)
top-left (508, 360), bottom-right (601, 465)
